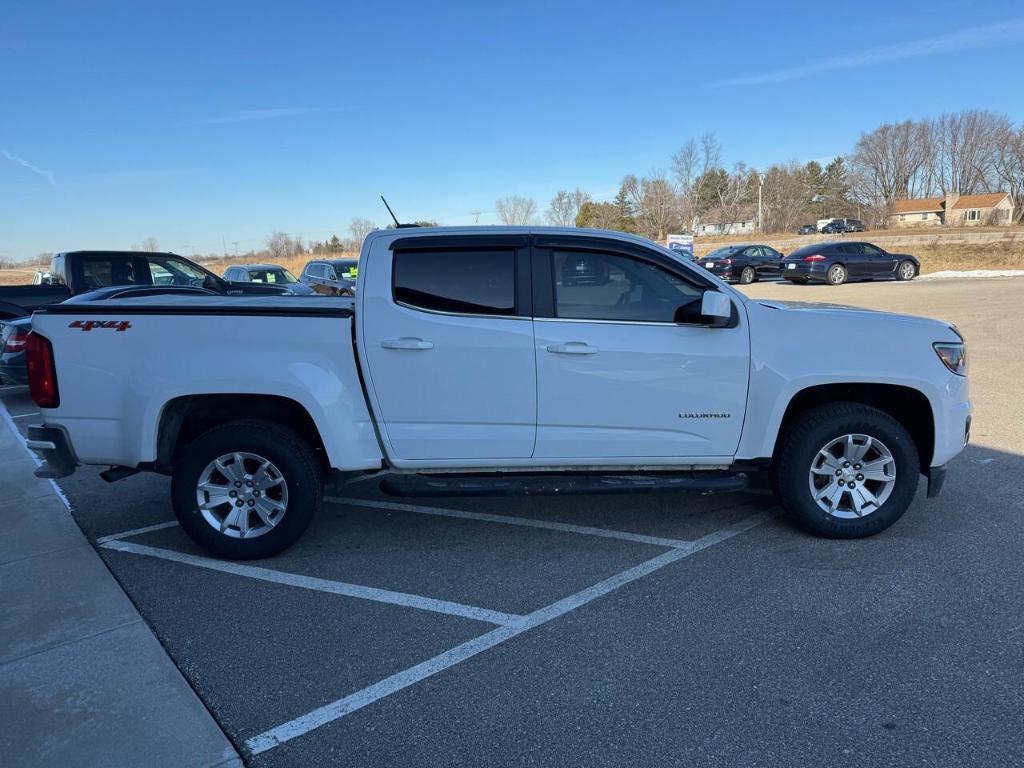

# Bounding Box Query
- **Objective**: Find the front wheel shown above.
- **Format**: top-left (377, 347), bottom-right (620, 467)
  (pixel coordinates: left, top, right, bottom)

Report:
top-left (896, 261), bottom-right (917, 281)
top-left (771, 403), bottom-right (920, 538)
top-left (738, 266), bottom-right (757, 285)
top-left (826, 263), bottom-right (847, 285)
top-left (171, 420), bottom-right (323, 559)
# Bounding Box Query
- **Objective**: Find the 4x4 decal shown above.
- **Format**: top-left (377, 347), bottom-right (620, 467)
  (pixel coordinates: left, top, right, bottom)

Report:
top-left (69, 320), bottom-right (132, 332)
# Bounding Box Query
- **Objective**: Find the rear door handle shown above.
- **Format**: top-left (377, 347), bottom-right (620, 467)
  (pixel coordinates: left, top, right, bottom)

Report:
top-left (546, 342), bottom-right (598, 355)
top-left (381, 337), bottom-right (434, 351)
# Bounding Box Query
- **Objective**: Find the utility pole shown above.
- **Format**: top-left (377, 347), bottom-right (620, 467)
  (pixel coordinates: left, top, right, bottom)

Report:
top-left (470, 210), bottom-right (482, 224)
top-left (757, 172), bottom-right (764, 234)
top-left (231, 241), bottom-right (239, 257)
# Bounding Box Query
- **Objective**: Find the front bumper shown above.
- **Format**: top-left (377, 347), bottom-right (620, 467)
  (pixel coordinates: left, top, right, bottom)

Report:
top-left (27, 424), bottom-right (77, 479)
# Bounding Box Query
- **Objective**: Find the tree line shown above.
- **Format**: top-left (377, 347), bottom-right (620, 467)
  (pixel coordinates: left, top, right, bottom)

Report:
top-left (495, 109), bottom-right (1024, 238)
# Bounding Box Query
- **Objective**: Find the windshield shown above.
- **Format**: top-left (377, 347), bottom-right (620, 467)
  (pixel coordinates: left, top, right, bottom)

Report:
top-left (248, 269), bottom-right (297, 284)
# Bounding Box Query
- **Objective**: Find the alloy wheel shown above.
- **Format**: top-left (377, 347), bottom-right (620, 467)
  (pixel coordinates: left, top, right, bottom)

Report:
top-left (807, 433), bottom-right (896, 518)
top-left (195, 452), bottom-right (289, 538)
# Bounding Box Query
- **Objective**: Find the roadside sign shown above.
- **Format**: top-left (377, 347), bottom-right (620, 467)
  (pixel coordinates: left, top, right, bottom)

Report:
top-left (666, 234), bottom-right (694, 256)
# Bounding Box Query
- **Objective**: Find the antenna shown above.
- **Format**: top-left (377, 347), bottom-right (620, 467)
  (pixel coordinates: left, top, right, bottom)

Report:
top-left (380, 195), bottom-right (421, 228)
top-left (382, 193), bottom-right (401, 227)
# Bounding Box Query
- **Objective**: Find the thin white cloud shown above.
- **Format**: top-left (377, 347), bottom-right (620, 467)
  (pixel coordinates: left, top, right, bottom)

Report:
top-left (717, 17), bottom-right (1024, 86)
top-left (190, 107), bottom-right (343, 125)
top-left (1, 149), bottom-right (56, 186)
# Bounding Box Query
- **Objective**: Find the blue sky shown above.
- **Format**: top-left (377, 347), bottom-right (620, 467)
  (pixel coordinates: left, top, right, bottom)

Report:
top-left (2, 0), bottom-right (1023, 260)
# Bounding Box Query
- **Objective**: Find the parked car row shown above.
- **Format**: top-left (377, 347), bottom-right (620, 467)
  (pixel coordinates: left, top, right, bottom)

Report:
top-left (798, 218), bottom-right (866, 234)
top-left (222, 258), bottom-right (358, 296)
top-left (696, 241), bottom-right (918, 286)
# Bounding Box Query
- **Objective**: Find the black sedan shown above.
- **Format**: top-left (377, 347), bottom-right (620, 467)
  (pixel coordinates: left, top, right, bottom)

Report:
top-left (697, 244), bottom-right (784, 284)
top-left (781, 242), bottom-right (920, 285)
top-left (798, 224), bottom-right (818, 234)
top-left (0, 316), bottom-right (30, 385)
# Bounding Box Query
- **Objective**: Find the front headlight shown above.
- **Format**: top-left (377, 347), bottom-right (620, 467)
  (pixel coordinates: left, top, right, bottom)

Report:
top-left (933, 342), bottom-right (967, 376)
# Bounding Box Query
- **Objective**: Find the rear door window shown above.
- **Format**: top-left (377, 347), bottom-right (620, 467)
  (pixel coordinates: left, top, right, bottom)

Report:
top-left (393, 249), bottom-right (516, 316)
top-left (80, 255), bottom-right (140, 289)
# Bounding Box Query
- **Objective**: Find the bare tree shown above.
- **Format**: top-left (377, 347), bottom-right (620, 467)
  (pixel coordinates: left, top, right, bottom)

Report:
top-left (265, 231), bottom-right (294, 261)
top-left (672, 132), bottom-right (721, 230)
top-left (349, 218), bottom-right (376, 248)
top-left (850, 120), bottom-right (931, 203)
top-left (545, 188), bottom-right (591, 226)
top-left (137, 237), bottom-right (159, 252)
top-left (929, 110), bottom-right (1003, 194)
top-left (992, 118), bottom-right (1024, 224)
top-left (496, 196), bottom-right (537, 225)
top-left (761, 162), bottom-right (812, 233)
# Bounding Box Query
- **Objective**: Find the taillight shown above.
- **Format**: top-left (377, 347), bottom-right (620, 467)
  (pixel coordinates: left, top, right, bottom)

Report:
top-left (26, 332), bottom-right (59, 408)
top-left (3, 327), bottom-right (29, 353)
top-left (803, 254), bottom-right (826, 262)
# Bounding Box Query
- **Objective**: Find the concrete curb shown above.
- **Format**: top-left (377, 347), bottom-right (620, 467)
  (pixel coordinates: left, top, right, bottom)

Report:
top-left (0, 403), bottom-right (243, 768)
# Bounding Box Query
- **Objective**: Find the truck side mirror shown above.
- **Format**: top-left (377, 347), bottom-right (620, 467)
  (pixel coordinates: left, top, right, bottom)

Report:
top-left (699, 290), bottom-right (732, 328)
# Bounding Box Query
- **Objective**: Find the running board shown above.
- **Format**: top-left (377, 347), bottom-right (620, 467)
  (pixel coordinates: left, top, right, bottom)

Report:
top-left (380, 471), bottom-right (748, 498)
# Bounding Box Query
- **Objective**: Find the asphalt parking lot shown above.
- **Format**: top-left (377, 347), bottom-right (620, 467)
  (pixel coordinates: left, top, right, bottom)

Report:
top-left (3, 276), bottom-right (1022, 767)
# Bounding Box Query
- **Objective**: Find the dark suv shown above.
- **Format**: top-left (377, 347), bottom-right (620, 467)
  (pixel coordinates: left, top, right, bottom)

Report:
top-left (300, 259), bottom-right (358, 295)
top-left (697, 244), bottom-right (783, 284)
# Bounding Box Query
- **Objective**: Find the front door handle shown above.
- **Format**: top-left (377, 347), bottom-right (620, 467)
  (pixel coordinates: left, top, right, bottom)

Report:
top-left (546, 342), bottom-right (598, 355)
top-left (381, 337), bottom-right (434, 351)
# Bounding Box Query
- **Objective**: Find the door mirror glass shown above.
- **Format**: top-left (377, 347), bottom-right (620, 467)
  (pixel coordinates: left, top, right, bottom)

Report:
top-left (699, 290), bottom-right (732, 328)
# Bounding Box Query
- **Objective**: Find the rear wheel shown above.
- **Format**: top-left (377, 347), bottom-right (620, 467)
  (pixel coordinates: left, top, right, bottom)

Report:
top-left (739, 266), bottom-right (756, 285)
top-left (772, 403), bottom-right (920, 538)
top-left (826, 263), bottom-right (847, 285)
top-left (171, 420), bottom-right (323, 559)
top-left (896, 261), bottom-right (917, 281)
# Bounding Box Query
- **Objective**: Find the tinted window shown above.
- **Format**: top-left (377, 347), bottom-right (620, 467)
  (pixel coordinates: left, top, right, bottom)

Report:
top-left (80, 255), bottom-right (139, 289)
top-left (553, 250), bottom-right (702, 323)
top-left (394, 249), bottom-right (516, 315)
top-left (305, 264), bottom-right (324, 278)
top-left (789, 244), bottom-right (831, 258)
top-left (861, 244), bottom-right (884, 256)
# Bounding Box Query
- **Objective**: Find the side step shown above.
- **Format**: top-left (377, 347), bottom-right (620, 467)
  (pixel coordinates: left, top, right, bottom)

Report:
top-left (380, 471), bottom-right (748, 498)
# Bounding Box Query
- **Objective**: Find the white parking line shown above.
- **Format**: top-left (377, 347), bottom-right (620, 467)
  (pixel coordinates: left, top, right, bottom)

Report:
top-left (96, 520), bottom-right (180, 544)
top-left (245, 510), bottom-right (773, 754)
top-left (325, 497), bottom-right (698, 549)
top-left (99, 539), bottom-right (524, 627)
top-left (11, 411), bottom-right (41, 419)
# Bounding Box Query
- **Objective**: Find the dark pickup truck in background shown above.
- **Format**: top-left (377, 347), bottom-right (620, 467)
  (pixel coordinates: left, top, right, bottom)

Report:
top-left (0, 250), bottom-right (299, 320)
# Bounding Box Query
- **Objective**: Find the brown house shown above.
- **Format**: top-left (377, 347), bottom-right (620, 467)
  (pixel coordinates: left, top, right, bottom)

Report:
top-left (889, 192), bottom-right (1015, 227)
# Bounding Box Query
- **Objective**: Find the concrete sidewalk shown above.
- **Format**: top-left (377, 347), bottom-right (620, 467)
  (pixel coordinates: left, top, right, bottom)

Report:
top-left (0, 412), bottom-right (242, 767)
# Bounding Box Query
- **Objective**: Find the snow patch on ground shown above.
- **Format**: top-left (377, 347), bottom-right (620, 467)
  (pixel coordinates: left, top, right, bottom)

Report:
top-left (918, 269), bottom-right (1024, 281)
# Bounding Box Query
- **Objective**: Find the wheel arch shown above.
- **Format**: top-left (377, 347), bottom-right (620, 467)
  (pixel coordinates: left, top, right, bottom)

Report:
top-left (773, 383), bottom-right (934, 472)
top-left (155, 394), bottom-right (327, 472)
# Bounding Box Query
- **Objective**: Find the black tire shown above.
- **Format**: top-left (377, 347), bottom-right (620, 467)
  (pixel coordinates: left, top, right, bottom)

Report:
top-left (896, 261), bottom-right (917, 281)
top-left (171, 420), bottom-right (323, 559)
top-left (739, 266), bottom-right (756, 285)
top-left (826, 263), bottom-right (847, 285)
top-left (771, 402), bottom-right (920, 539)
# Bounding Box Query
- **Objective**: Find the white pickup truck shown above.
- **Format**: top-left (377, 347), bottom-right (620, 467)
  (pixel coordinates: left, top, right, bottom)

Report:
top-left (24, 227), bottom-right (971, 559)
